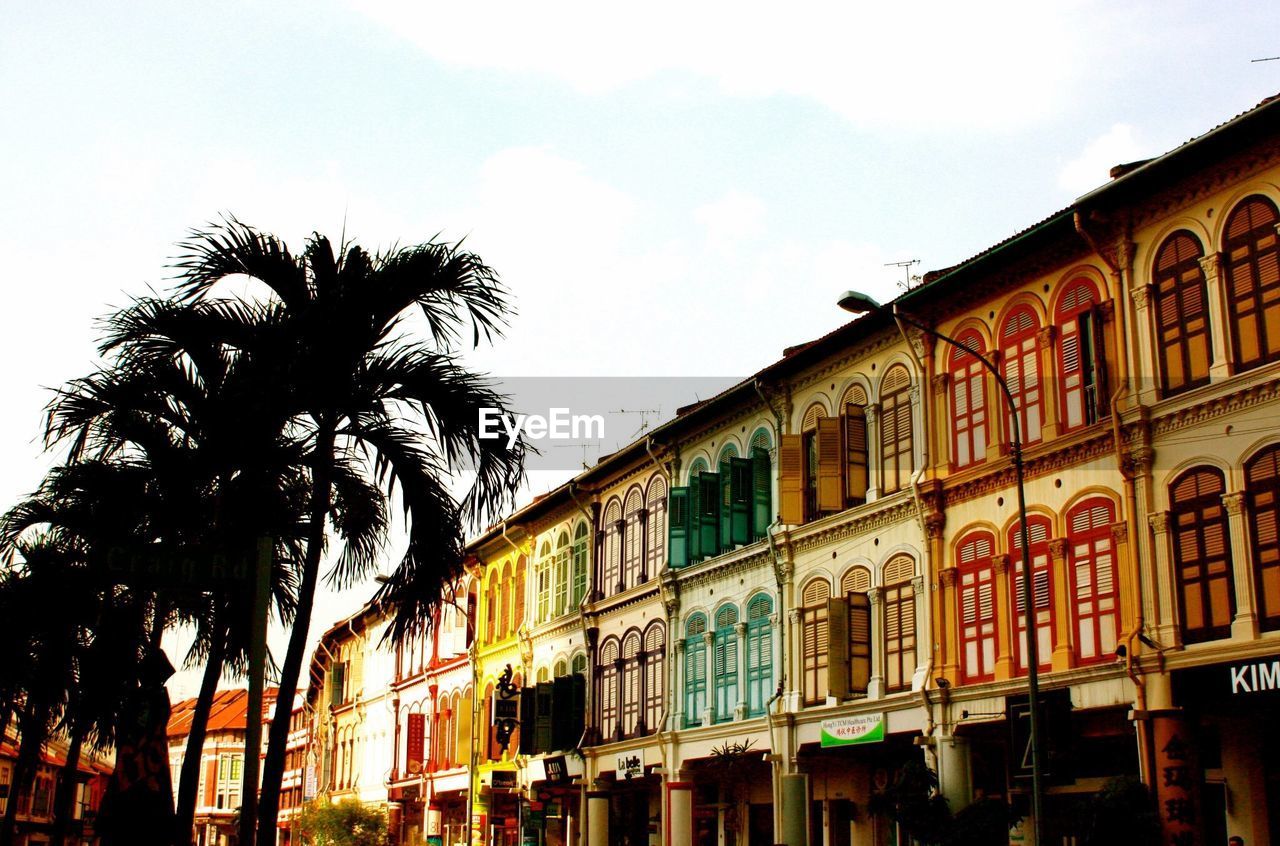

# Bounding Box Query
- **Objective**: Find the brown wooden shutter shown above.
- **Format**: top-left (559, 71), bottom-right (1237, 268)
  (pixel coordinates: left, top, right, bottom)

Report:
top-left (844, 404), bottom-right (868, 503)
top-left (816, 417), bottom-right (843, 512)
top-left (827, 597), bottom-right (849, 698)
top-left (848, 592), bottom-right (872, 693)
top-left (778, 434), bottom-right (804, 524)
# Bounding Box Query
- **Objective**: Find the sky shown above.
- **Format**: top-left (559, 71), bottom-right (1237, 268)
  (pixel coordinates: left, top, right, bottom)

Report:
top-left (2, 0), bottom-right (1278, 698)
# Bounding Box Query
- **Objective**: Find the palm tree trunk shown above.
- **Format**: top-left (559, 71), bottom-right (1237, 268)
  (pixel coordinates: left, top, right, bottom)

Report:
top-left (48, 720), bottom-right (84, 846)
top-left (173, 613), bottom-right (227, 846)
top-left (1, 700), bottom-right (48, 846)
top-left (256, 421), bottom-right (336, 846)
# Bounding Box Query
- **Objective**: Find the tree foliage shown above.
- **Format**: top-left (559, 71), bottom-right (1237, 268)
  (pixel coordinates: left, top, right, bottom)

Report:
top-left (295, 800), bottom-right (388, 846)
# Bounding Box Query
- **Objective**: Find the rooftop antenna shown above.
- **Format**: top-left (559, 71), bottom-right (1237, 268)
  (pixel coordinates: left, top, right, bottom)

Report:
top-left (612, 407), bottom-right (662, 440)
top-left (885, 259), bottom-right (921, 291)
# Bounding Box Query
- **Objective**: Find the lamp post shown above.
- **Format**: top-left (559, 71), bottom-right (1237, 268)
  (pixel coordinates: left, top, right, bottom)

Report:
top-left (837, 291), bottom-right (1045, 844)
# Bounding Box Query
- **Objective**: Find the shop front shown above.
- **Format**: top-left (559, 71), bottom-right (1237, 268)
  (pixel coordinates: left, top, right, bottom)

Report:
top-left (524, 754), bottom-right (585, 846)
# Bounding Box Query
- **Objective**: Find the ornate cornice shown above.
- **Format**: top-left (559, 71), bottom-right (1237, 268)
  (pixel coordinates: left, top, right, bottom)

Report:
top-left (1150, 373), bottom-right (1280, 437)
top-left (942, 429), bottom-right (1115, 506)
top-left (1125, 144), bottom-right (1280, 234)
top-left (669, 545), bottom-right (775, 592)
top-left (788, 495), bottom-right (919, 556)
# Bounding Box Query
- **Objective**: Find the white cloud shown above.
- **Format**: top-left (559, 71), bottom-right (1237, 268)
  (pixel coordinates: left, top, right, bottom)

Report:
top-left (348, 0), bottom-right (1099, 130)
top-left (695, 191), bottom-right (767, 254)
top-left (1058, 122), bottom-right (1146, 195)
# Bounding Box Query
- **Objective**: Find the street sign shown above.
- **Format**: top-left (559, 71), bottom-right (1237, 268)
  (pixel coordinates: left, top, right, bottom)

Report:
top-left (102, 542), bottom-right (255, 590)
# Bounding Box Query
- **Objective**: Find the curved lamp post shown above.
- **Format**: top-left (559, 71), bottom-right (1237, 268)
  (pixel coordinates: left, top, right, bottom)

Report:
top-left (837, 290), bottom-right (1045, 844)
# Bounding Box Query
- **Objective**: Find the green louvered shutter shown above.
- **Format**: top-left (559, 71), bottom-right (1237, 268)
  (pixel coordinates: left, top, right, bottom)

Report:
top-left (752, 448), bottom-right (772, 540)
top-left (719, 462), bottom-right (734, 551)
top-left (698, 472), bottom-right (721, 559)
top-left (668, 487), bottom-right (690, 568)
top-left (519, 686), bottom-right (536, 755)
top-left (570, 673), bottom-right (587, 747)
top-left (551, 676), bottom-right (573, 751)
top-left (535, 682), bottom-right (554, 753)
top-left (730, 457), bottom-right (752, 546)
top-left (330, 664), bottom-right (345, 708)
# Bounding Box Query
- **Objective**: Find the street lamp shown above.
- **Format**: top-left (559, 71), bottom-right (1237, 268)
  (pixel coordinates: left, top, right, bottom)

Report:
top-left (838, 290), bottom-right (1045, 844)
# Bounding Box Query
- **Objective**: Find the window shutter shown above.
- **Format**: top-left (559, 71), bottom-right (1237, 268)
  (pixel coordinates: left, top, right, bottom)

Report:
top-left (668, 487), bottom-right (690, 568)
top-left (848, 592), bottom-right (872, 693)
top-left (698, 472), bottom-right (721, 559)
top-left (203, 759), bottom-right (217, 806)
top-left (330, 664), bottom-right (345, 708)
top-left (351, 648), bottom-right (364, 696)
top-left (407, 713), bottom-right (425, 771)
top-left (778, 434), bottom-right (804, 524)
top-left (535, 682), bottom-right (554, 753)
top-left (844, 404), bottom-right (868, 503)
top-left (719, 462), bottom-right (734, 552)
top-left (518, 687), bottom-right (536, 755)
top-left (550, 676), bottom-right (572, 751)
top-left (752, 447), bottom-right (772, 539)
top-left (729, 457), bottom-right (753, 546)
top-left (817, 416), bottom-right (844, 512)
top-left (827, 597), bottom-right (850, 699)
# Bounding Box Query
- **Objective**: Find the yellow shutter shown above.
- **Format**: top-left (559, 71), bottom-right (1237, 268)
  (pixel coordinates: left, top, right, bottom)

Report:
top-left (779, 434), bottom-right (804, 524)
top-left (844, 404), bottom-right (868, 503)
top-left (817, 417), bottom-right (843, 512)
top-left (827, 597), bottom-right (849, 699)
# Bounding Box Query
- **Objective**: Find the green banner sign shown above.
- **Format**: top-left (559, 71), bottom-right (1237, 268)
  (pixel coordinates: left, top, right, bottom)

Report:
top-left (820, 714), bottom-right (885, 747)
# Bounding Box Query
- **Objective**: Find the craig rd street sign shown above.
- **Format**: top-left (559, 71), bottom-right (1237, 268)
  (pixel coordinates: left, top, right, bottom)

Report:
top-left (102, 543), bottom-right (254, 591)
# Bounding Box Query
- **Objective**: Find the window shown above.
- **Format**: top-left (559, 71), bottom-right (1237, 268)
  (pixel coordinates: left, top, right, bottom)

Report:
top-left (883, 556), bottom-right (916, 692)
top-left (801, 579), bottom-right (831, 706)
top-left (499, 562), bottom-right (512, 638)
top-left (750, 428), bottom-right (774, 538)
top-left (456, 689), bottom-right (470, 767)
top-left (999, 306), bottom-right (1042, 445)
top-left (1246, 445), bottom-right (1280, 631)
top-left (623, 487), bottom-right (644, 590)
top-left (571, 523), bottom-right (589, 608)
top-left (1068, 499), bottom-right (1119, 663)
top-left (620, 631), bottom-right (642, 738)
top-left (601, 499), bottom-right (622, 596)
top-left (957, 532), bottom-right (997, 683)
top-left (1153, 232), bottom-right (1212, 395)
top-left (802, 404), bottom-right (823, 519)
top-left (880, 366), bottom-right (914, 493)
top-left (713, 605), bottom-right (740, 723)
top-left (950, 332), bottom-right (988, 469)
top-left (553, 659), bottom-right (568, 678)
top-left (597, 638), bottom-right (620, 741)
top-left (553, 534), bottom-right (570, 618)
top-left (840, 568), bottom-right (872, 697)
top-left (1056, 279), bottom-right (1107, 430)
top-left (572, 652), bottom-right (587, 676)
top-left (1224, 196), bottom-right (1280, 371)
top-left (1171, 469), bottom-right (1234, 643)
top-left (745, 594), bottom-right (774, 716)
top-left (514, 555), bottom-right (526, 630)
top-left (643, 622), bottom-right (665, 733)
top-left (1010, 516), bottom-right (1054, 673)
top-left (842, 386), bottom-right (869, 507)
top-left (485, 577), bottom-right (497, 643)
top-left (670, 449), bottom-right (771, 565)
top-left (684, 614), bottom-right (708, 727)
top-left (646, 475), bottom-right (667, 577)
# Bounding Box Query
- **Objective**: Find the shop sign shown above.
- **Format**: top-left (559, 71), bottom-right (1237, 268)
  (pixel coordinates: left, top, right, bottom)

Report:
top-left (820, 714), bottom-right (885, 747)
top-left (491, 770), bottom-right (518, 790)
top-left (616, 749), bottom-right (644, 779)
top-left (543, 755), bottom-right (570, 784)
top-left (1228, 658), bottom-right (1280, 694)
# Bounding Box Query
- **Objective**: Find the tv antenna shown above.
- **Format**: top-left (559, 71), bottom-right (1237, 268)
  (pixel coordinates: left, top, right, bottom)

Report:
top-left (611, 407), bottom-right (662, 440)
top-left (885, 259), bottom-right (921, 290)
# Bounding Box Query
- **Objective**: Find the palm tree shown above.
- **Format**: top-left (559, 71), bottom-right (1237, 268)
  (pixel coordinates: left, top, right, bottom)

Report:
top-left (150, 219), bottom-right (528, 842)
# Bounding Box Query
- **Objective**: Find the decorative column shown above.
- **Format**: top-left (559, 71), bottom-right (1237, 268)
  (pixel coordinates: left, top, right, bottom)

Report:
top-left (672, 639), bottom-right (686, 729)
top-left (1200, 252), bottom-right (1233, 382)
top-left (1148, 511), bottom-right (1182, 648)
top-left (703, 631), bottom-right (715, 726)
top-left (935, 733), bottom-right (973, 814)
top-left (985, 350), bottom-right (1007, 463)
top-left (865, 404), bottom-right (881, 501)
top-left (735, 621), bottom-right (749, 720)
top-left (909, 382), bottom-right (925, 475)
top-left (786, 607), bottom-right (803, 712)
top-left (1129, 283), bottom-right (1160, 406)
top-left (931, 373), bottom-right (951, 472)
top-left (1223, 491), bottom-right (1259, 639)
top-left (1048, 538), bottom-right (1074, 672)
top-left (868, 589), bottom-right (885, 698)
top-left (770, 612), bottom-right (783, 700)
top-left (587, 790), bottom-right (610, 846)
top-left (912, 575), bottom-right (927, 688)
top-left (1036, 324), bottom-right (1060, 442)
top-left (992, 554), bottom-right (1014, 680)
top-left (937, 567), bottom-right (959, 683)
top-left (666, 781), bottom-right (694, 846)
top-left (1110, 521), bottom-right (1138, 644)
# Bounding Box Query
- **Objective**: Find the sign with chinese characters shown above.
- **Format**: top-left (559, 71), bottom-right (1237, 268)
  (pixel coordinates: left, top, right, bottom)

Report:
top-left (493, 664), bottom-right (521, 752)
top-left (820, 714), bottom-right (885, 747)
top-left (1152, 713), bottom-right (1199, 846)
top-left (616, 750), bottom-right (644, 780)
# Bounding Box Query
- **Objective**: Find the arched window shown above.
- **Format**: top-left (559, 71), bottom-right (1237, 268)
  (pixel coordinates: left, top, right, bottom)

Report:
top-left (485, 576), bottom-right (497, 643)
top-left (841, 386), bottom-right (869, 508)
top-left (1066, 498), bottom-right (1119, 663)
top-left (880, 366), bottom-right (914, 493)
top-left (643, 622), bottom-right (665, 733)
top-left (1247, 445), bottom-right (1280, 631)
top-left (620, 631), bottom-right (642, 738)
top-left (553, 533), bottom-right (570, 618)
top-left (713, 606), bottom-right (739, 723)
top-left (623, 487), bottom-right (644, 590)
top-left (572, 652), bottom-right (587, 677)
top-left (950, 332), bottom-right (988, 469)
top-left (686, 456), bottom-right (709, 484)
top-left (802, 403), bottom-right (824, 518)
top-left (684, 614), bottom-right (708, 727)
top-left (536, 542), bottom-right (552, 624)
top-left (1153, 232), bottom-right (1211, 395)
top-left (571, 523), bottom-right (589, 608)
top-left (646, 475), bottom-right (667, 577)
top-left (536, 666), bottom-right (549, 683)
top-left (1171, 469), bottom-right (1234, 643)
top-left (883, 556), bottom-right (917, 692)
top-left (597, 639), bottom-right (620, 741)
top-left (750, 428), bottom-right (774, 537)
top-left (1010, 516), bottom-right (1054, 673)
top-left (601, 498), bottom-right (622, 596)
top-left (801, 579), bottom-right (831, 705)
top-left (1224, 195), bottom-right (1280, 371)
top-left (499, 562), bottom-right (512, 639)
top-left (1056, 279), bottom-right (1106, 430)
top-left (841, 567), bottom-right (872, 696)
top-left (957, 532), bottom-right (997, 683)
top-left (999, 306), bottom-right (1042, 445)
top-left (745, 594), bottom-right (774, 717)
top-left (553, 659), bottom-right (568, 678)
